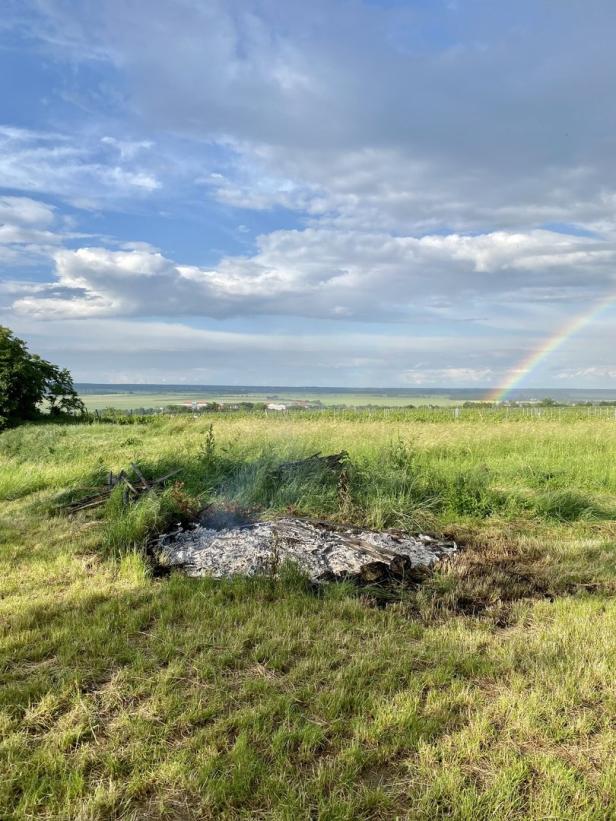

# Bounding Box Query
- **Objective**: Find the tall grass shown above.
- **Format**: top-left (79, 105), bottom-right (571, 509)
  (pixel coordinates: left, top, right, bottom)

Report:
top-left (3, 413), bottom-right (616, 533)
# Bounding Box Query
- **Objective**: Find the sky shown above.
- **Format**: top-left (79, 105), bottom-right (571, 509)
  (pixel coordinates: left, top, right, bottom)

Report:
top-left (1, 0), bottom-right (616, 388)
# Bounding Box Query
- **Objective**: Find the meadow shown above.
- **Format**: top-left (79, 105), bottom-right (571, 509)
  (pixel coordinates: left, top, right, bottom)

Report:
top-left (78, 390), bottom-right (459, 411)
top-left (1, 410), bottom-right (616, 819)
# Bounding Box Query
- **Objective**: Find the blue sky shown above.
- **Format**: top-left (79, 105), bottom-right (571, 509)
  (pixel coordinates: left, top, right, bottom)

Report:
top-left (1, 0), bottom-right (616, 387)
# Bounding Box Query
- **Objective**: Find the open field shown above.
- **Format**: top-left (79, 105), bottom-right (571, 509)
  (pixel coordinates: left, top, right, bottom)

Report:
top-left (75, 385), bottom-right (616, 412)
top-left (2, 412), bottom-right (616, 819)
top-left (78, 390), bottom-right (459, 410)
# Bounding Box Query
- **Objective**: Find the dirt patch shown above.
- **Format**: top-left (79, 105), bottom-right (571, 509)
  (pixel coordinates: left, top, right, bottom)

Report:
top-left (409, 531), bottom-right (597, 625)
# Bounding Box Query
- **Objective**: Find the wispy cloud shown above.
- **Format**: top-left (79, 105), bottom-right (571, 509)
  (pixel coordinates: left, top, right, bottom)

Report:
top-left (0, 126), bottom-right (160, 208)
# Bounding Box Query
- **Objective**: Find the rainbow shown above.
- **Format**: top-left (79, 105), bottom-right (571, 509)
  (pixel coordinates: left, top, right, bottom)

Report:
top-left (487, 291), bottom-right (616, 402)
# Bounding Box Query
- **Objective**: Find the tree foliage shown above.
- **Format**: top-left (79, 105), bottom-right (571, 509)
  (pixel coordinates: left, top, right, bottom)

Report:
top-left (0, 326), bottom-right (84, 428)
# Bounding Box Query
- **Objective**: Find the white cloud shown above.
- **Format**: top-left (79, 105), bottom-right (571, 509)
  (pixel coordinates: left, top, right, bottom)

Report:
top-left (402, 368), bottom-right (496, 385)
top-left (15, 1), bottom-right (616, 238)
top-left (22, 0), bottom-right (616, 234)
top-left (100, 136), bottom-right (154, 160)
top-left (0, 195), bottom-right (55, 227)
top-left (0, 126), bottom-right (160, 207)
top-left (0, 195), bottom-right (66, 268)
top-left (8, 225), bottom-right (616, 322)
top-left (556, 367), bottom-right (616, 381)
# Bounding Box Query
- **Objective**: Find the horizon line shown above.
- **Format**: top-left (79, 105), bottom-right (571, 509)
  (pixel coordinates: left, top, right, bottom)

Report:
top-left (74, 383), bottom-right (616, 393)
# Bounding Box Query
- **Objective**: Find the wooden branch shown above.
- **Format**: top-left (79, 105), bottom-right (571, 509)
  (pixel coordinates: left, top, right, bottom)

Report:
top-left (122, 478), bottom-right (139, 495)
top-left (131, 463), bottom-right (150, 489)
top-left (151, 468), bottom-right (182, 485)
top-left (62, 463), bottom-right (183, 514)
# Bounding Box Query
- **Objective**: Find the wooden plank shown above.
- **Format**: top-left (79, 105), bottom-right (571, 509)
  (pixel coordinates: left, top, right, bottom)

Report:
top-left (131, 463), bottom-right (150, 489)
top-left (69, 498), bottom-right (108, 512)
top-left (121, 477), bottom-right (139, 495)
top-left (151, 469), bottom-right (182, 485)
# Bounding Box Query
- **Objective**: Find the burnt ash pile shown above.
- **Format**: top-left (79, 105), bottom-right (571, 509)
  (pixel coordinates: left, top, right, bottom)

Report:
top-left (158, 517), bottom-right (457, 584)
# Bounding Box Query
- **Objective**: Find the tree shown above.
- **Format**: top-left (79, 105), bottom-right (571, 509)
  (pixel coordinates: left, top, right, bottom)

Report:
top-left (0, 326), bottom-right (84, 428)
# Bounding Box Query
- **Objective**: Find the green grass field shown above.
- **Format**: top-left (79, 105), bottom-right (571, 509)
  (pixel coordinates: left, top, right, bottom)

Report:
top-left (79, 390), bottom-right (458, 410)
top-left (2, 412), bottom-right (616, 819)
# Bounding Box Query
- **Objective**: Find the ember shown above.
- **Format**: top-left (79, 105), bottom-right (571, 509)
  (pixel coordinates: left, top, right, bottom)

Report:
top-left (158, 517), bottom-right (457, 584)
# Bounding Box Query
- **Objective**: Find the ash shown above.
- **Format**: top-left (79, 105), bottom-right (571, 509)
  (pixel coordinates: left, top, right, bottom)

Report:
top-left (158, 518), bottom-right (457, 584)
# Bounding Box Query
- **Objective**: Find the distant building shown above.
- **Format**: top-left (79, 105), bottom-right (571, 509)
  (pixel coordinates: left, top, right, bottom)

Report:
top-left (266, 402), bottom-right (287, 411)
top-left (182, 401), bottom-right (209, 409)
